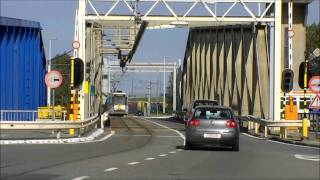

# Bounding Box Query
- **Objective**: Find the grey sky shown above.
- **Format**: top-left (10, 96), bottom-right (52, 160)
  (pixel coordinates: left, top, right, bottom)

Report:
top-left (1, 0), bottom-right (319, 96)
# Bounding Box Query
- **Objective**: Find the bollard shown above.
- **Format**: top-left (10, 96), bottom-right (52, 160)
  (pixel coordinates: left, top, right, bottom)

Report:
top-left (264, 126), bottom-right (268, 138)
top-left (255, 123), bottom-right (259, 134)
top-left (302, 117), bottom-right (308, 139)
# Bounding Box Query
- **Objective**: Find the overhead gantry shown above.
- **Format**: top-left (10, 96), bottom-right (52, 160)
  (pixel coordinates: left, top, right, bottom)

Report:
top-left (74, 0), bottom-right (282, 121)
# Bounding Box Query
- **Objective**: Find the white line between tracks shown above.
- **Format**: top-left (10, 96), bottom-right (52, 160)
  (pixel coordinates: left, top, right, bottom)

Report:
top-left (128, 161), bottom-right (140, 165)
top-left (141, 118), bottom-right (186, 145)
top-left (71, 176), bottom-right (90, 180)
top-left (169, 151), bottom-right (176, 154)
top-left (145, 157), bottom-right (155, 161)
top-left (104, 167), bottom-right (118, 172)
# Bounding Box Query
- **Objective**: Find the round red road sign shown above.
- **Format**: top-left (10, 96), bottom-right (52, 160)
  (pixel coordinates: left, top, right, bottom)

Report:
top-left (72, 41), bottom-right (80, 49)
top-left (45, 70), bottom-right (63, 89)
top-left (308, 76), bottom-right (320, 94)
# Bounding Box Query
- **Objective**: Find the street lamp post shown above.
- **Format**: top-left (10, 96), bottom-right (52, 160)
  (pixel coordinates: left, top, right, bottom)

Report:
top-left (163, 56), bottom-right (166, 114)
top-left (47, 37), bottom-right (58, 106)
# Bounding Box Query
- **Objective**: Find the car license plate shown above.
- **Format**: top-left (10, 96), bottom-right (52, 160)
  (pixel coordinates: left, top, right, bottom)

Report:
top-left (204, 133), bottom-right (221, 138)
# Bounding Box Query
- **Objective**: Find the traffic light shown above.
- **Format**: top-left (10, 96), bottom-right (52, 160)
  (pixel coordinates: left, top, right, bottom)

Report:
top-left (281, 68), bottom-right (294, 93)
top-left (73, 58), bottom-right (84, 89)
top-left (298, 62), bottom-right (311, 89)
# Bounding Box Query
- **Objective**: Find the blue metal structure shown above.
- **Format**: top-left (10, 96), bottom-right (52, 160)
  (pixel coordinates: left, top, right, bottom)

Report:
top-left (0, 17), bottom-right (46, 111)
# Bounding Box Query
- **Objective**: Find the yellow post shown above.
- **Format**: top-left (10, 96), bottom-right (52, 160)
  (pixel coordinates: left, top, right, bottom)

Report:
top-left (302, 59), bottom-right (309, 139)
top-left (69, 58), bottom-right (75, 135)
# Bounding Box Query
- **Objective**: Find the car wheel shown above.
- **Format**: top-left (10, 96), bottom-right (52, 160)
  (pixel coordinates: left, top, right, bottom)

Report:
top-left (185, 140), bottom-right (193, 150)
top-left (231, 142), bottom-right (239, 151)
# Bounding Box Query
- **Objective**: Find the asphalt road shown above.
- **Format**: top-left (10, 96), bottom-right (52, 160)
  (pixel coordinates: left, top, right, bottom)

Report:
top-left (1, 116), bottom-right (319, 180)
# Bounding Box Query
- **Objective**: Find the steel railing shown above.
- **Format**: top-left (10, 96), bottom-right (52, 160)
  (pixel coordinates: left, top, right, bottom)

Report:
top-left (0, 110), bottom-right (38, 121)
top-left (0, 114), bottom-right (100, 138)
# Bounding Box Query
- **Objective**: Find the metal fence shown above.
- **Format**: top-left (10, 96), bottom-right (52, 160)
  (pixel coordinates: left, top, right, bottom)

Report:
top-left (0, 110), bottom-right (67, 121)
top-left (0, 110), bottom-right (38, 121)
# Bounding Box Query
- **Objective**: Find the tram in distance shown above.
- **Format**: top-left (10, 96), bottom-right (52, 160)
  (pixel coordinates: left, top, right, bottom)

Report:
top-left (110, 91), bottom-right (128, 115)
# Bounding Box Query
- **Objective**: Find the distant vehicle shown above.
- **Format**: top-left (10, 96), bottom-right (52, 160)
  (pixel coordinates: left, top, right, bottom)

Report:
top-left (110, 91), bottom-right (128, 115)
top-left (185, 106), bottom-right (239, 151)
top-left (184, 99), bottom-right (219, 119)
top-left (134, 110), bottom-right (144, 116)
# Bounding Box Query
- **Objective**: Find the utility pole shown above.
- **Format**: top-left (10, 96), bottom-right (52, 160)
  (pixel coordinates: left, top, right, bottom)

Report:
top-left (47, 37), bottom-right (57, 106)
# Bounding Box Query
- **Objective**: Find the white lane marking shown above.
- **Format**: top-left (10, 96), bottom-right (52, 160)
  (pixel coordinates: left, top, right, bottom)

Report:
top-left (115, 134), bottom-right (180, 138)
top-left (156, 135), bottom-right (181, 138)
top-left (158, 154), bottom-right (168, 157)
top-left (145, 157), bottom-right (155, 161)
top-left (104, 167), bottom-right (118, 172)
top-left (169, 151), bottom-right (176, 154)
top-left (294, 154), bottom-right (320, 161)
top-left (242, 132), bottom-right (320, 150)
top-left (71, 176), bottom-right (90, 180)
top-left (267, 139), bottom-right (320, 149)
top-left (128, 162), bottom-right (140, 165)
top-left (141, 117), bottom-right (186, 145)
top-left (241, 133), bottom-right (265, 140)
top-left (177, 149), bottom-right (183, 151)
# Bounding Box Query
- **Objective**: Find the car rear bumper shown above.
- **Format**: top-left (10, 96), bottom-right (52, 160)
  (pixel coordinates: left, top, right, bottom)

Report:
top-left (186, 130), bottom-right (239, 146)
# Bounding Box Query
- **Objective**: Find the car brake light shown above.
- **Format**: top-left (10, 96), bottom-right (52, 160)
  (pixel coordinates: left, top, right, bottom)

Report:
top-left (188, 119), bottom-right (200, 127)
top-left (226, 119), bottom-right (237, 128)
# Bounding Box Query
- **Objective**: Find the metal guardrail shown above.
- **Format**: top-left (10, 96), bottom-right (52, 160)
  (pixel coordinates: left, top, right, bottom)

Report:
top-left (0, 114), bottom-right (100, 138)
top-left (239, 115), bottom-right (311, 139)
top-left (0, 110), bottom-right (38, 121)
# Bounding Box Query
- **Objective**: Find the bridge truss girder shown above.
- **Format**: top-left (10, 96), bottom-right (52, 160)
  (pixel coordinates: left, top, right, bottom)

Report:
top-left (75, 0), bottom-right (283, 121)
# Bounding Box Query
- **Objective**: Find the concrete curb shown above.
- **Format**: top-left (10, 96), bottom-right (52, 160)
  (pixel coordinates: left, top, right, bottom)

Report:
top-left (0, 129), bottom-right (105, 145)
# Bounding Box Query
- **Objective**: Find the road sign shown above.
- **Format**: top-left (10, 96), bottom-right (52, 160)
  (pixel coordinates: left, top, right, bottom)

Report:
top-left (309, 95), bottom-right (320, 109)
top-left (288, 30), bottom-right (294, 38)
top-left (313, 48), bottom-right (320, 57)
top-left (72, 41), bottom-right (80, 49)
top-left (45, 70), bottom-right (63, 89)
top-left (308, 76), bottom-right (320, 93)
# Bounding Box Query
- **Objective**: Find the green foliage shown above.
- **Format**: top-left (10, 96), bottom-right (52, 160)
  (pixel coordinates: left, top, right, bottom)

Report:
top-left (51, 52), bottom-right (71, 106)
top-left (306, 22), bottom-right (320, 55)
top-left (166, 72), bottom-right (174, 112)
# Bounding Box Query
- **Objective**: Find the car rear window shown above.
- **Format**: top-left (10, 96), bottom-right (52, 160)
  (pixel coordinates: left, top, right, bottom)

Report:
top-left (194, 108), bottom-right (232, 119)
top-left (193, 101), bottom-right (218, 108)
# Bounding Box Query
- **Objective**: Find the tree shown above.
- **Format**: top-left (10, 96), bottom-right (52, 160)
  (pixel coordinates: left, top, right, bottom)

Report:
top-left (306, 22), bottom-right (320, 55)
top-left (51, 52), bottom-right (71, 106)
top-left (166, 72), bottom-right (174, 112)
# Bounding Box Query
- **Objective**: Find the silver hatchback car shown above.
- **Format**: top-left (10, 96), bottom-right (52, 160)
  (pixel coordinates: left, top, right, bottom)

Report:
top-left (185, 106), bottom-right (239, 151)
